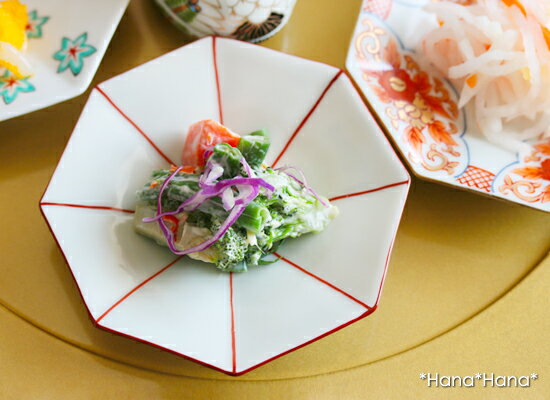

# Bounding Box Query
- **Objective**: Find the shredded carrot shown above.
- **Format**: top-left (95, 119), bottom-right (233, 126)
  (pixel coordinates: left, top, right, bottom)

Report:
top-left (466, 74), bottom-right (478, 88)
top-left (484, 43), bottom-right (491, 51)
top-left (501, 0), bottom-right (526, 15)
top-left (500, 0), bottom-right (550, 50)
top-left (170, 165), bottom-right (195, 174)
top-left (149, 180), bottom-right (158, 188)
top-left (543, 26), bottom-right (550, 51)
top-left (501, 0), bottom-right (550, 50)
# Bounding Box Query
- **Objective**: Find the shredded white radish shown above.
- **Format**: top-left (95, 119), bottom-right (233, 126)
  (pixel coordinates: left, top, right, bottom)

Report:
top-left (420, 0), bottom-right (550, 151)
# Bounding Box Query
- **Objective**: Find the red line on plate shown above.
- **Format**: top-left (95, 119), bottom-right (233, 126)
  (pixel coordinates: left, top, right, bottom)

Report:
top-left (376, 234), bottom-right (397, 306)
top-left (40, 197), bottom-right (236, 376)
top-left (95, 322), bottom-right (238, 376)
top-left (271, 70), bottom-right (343, 167)
top-left (274, 253), bottom-right (371, 310)
top-left (234, 306), bottom-right (376, 376)
top-left (217, 34), bottom-right (234, 369)
top-left (95, 86), bottom-right (175, 166)
top-left (41, 202), bottom-right (135, 214)
top-left (214, 37), bottom-right (235, 370)
top-left (96, 256), bottom-right (183, 323)
top-left (212, 36), bottom-right (224, 124)
top-left (339, 71), bottom-right (411, 309)
top-left (216, 36), bottom-right (233, 372)
top-left (39, 204), bottom-right (105, 332)
top-left (329, 180), bottom-right (410, 202)
top-left (229, 272), bottom-right (237, 373)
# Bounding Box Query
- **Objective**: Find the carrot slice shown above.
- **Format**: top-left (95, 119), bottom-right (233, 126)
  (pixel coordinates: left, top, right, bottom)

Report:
top-left (182, 120), bottom-right (241, 167)
top-left (466, 74), bottom-right (478, 88)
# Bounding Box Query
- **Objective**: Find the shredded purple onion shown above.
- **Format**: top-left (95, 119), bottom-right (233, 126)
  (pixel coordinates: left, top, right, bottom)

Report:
top-left (154, 166), bottom-right (182, 250)
top-left (158, 184), bottom-right (261, 256)
top-left (162, 203), bottom-right (248, 256)
top-left (221, 187), bottom-right (235, 210)
top-left (143, 160), bottom-right (273, 256)
top-left (276, 165), bottom-right (329, 207)
top-left (275, 165), bottom-right (308, 187)
top-left (199, 160), bottom-right (223, 188)
top-left (143, 176), bottom-right (274, 223)
top-left (142, 189), bottom-right (209, 223)
top-left (233, 184), bottom-right (255, 205)
top-left (205, 177), bottom-right (274, 193)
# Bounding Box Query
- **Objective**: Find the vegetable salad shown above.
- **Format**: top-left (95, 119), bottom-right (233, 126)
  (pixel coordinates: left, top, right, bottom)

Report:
top-left (134, 120), bottom-right (338, 272)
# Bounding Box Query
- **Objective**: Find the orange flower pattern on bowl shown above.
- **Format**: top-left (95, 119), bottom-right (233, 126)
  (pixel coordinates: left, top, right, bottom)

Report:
top-left (354, 18), bottom-right (466, 176)
top-left (496, 141), bottom-right (550, 204)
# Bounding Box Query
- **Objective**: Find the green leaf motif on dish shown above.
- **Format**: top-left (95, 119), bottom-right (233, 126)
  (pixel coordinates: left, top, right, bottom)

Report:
top-left (26, 10), bottom-right (50, 39)
top-left (52, 32), bottom-right (96, 76)
top-left (0, 69), bottom-right (35, 105)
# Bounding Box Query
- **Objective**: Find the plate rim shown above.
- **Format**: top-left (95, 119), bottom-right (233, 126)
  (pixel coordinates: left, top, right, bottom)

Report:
top-left (39, 35), bottom-right (411, 376)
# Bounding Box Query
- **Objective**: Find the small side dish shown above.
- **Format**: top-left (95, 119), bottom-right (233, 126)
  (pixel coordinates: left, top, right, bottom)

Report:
top-left (134, 120), bottom-right (338, 272)
top-left (420, 0), bottom-right (550, 151)
top-left (0, 0), bottom-right (32, 77)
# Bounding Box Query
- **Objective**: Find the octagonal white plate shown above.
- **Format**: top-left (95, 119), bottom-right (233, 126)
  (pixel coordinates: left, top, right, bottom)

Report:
top-left (40, 36), bottom-right (410, 375)
top-left (0, 0), bottom-right (129, 122)
top-left (346, 0), bottom-right (549, 212)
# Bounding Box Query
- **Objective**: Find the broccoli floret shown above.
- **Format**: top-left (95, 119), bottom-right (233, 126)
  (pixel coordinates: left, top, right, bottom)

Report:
top-left (210, 220), bottom-right (248, 271)
top-left (245, 246), bottom-right (263, 265)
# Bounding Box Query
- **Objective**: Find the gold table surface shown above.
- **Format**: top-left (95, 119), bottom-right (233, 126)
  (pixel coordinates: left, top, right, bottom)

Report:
top-left (0, 0), bottom-right (549, 398)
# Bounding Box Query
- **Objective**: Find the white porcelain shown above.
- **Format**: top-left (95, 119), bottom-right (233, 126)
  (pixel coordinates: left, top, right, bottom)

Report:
top-left (346, 0), bottom-right (550, 212)
top-left (154, 0), bottom-right (296, 43)
top-left (0, 0), bottom-right (129, 122)
top-left (40, 37), bottom-right (410, 375)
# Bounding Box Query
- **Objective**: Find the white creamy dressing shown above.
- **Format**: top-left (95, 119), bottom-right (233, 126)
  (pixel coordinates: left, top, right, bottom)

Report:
top-left (133, 204), bottom-right (217, 263)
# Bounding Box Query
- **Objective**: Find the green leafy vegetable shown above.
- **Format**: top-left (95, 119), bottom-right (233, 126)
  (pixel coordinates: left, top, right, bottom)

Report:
top-left (209, 142), bottom-right (243, 178)
top-left (134, 127), bottom-right (338, 272)
top-left (237, 129), bottom-right (270, 167)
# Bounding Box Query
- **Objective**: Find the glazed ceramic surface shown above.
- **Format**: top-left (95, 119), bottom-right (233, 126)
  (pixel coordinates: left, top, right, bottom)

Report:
top-left (154, 0), bottom-right (296, 42)
top-left (40, 36), bottom-right (410, 375)
top-left (346, 0), bottom-right (550, 212)
top-left (0, 0), bottom-right (129, 122)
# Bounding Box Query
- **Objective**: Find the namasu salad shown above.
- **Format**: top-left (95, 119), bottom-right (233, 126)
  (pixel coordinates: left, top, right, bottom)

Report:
top-left (134, 120), bottom-right (338, 272)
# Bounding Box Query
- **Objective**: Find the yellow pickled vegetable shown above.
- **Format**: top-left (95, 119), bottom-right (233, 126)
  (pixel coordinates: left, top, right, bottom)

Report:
top-left (0, 0), bottom-right (31, 78)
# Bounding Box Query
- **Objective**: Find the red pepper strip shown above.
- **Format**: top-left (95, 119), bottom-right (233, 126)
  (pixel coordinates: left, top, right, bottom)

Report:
top-left (162, 215), bottom-right (180, 235)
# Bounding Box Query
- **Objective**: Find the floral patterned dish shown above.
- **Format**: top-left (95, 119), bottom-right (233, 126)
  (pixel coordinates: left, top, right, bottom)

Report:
top-left (346, 0), bottom-right (549, 212)
top-left (0, 0), bottom-right (129, 122)
top-left (40, 37), bottom-right (410, 375)
top-left (154, 0), bottom-right (296, 43)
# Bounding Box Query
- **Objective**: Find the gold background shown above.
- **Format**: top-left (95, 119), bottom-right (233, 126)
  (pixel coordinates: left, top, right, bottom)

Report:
top-left (0, 0), bottom-right (548, 398)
